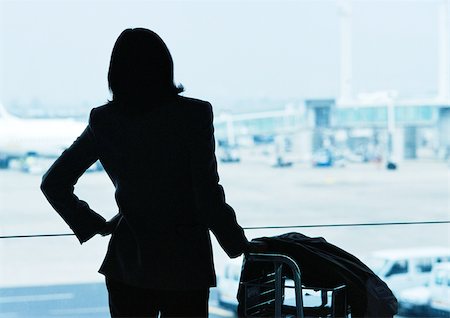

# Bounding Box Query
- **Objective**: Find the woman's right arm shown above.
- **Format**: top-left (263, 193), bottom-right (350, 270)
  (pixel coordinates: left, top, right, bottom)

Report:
top-left (188, 102), bottom-right (249, 258)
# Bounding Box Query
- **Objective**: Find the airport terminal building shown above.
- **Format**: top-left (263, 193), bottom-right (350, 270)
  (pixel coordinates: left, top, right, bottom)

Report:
top-left (214, 97), bottom-right (450, 164)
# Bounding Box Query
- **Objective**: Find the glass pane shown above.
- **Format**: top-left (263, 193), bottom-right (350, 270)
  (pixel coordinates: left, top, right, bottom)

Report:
top-left (1, 0), bottom-right (449, 317)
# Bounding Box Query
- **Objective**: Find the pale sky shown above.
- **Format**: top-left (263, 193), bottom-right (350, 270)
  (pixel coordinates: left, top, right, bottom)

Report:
top-left (0, 0), bottom-right (445, 110)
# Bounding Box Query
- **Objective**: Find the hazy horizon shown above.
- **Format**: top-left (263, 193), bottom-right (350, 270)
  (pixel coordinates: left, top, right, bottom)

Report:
top-left (0, 0), bottom-right (445, 111)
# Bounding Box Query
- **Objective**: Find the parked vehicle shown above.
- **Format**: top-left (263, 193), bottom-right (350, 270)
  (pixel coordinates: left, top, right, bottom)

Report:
top-left (398, 262), bottom-right (450, 317)
top-left (217, 140), bottom-right (241, 163)
top-left (366, 247), bottom-right (450, 297)
top-left (398, 284), bottom-right (431, 316)
top-left (312, 148), bottom-right (347, 167)
top-left (429, 262), bottom-right (450, 316)
top-left (312, 149), bottom-right (333, 167)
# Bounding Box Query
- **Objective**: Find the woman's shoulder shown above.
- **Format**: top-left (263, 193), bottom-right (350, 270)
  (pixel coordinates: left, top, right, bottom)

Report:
top-left (89, 98), bottom-right (213, 122)
top-left (177, 95), bottom-right (207, 104)
top-left (176, 96), bottom-right (213, 118)
top-left (90, 102), bottom-right (113, 117)
top-left (88, 103), bottom-right (119, 128)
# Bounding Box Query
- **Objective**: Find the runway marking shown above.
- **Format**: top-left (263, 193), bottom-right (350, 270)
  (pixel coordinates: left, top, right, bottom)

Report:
top-left (0, 293), bottom-right (74, 303)
top-left (49, 306), bottom-right (109, 315)
top-left (0, 312), bottom-right (18, 318)
top-left (51, 305), bottom-right (231, 317)
top-left (209, 305), bottom-right (235, 317)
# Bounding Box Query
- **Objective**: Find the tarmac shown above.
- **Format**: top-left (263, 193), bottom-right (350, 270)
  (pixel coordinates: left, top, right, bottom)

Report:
top-left (0, 159), bottom-right (448, 317)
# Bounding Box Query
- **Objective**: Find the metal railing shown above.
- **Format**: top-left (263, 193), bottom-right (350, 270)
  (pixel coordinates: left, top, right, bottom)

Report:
top-left (1, 220), bottom-right (449, 240)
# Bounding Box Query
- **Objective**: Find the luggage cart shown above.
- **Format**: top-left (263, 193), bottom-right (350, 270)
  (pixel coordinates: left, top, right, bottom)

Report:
top-left (240, 253), bottom-right (349, 317)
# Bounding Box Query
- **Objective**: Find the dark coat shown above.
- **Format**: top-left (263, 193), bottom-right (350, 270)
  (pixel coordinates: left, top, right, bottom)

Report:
top-left (237, 233), bottom-right (398, 317)
top-left (41, 96), bottom-right (248, 290)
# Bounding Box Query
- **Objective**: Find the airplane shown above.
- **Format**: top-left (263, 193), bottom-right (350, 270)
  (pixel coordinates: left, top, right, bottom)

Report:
top-left (0, 104), bottom-right (87, 169)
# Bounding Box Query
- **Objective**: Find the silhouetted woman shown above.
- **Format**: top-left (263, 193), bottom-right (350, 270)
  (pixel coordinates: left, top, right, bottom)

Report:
top-left (41, 28), bottom-right (250, 317)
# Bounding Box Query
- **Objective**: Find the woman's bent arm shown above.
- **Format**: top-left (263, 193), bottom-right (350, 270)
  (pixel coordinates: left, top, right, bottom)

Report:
top-left (41, 111), bottom-right (106, 244)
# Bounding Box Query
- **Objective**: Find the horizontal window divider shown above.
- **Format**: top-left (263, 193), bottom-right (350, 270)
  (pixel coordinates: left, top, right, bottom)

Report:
top-left (1, 220), bottom-right (449, 240)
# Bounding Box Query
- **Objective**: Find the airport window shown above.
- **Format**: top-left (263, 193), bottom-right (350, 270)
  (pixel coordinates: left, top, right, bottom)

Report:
top-left (1, 1), bottom-right (449, 317)
top-left (314, 107), bottom-right (330, 128)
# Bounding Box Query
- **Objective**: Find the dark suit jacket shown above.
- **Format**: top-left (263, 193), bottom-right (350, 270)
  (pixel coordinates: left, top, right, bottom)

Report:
top-left (40, 96), bottom-right (249, 289)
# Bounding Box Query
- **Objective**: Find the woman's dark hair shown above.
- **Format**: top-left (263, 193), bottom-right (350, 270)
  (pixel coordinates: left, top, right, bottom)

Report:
top-left (108, 28), bottom-right (183, 103)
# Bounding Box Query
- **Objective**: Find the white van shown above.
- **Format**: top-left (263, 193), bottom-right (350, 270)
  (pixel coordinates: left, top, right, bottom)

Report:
top-left (398, 262), bottom-right (450, 316)
top-left (429, 262), bottom-right (450, 315)
top-left (366, 247), bottom-right (450, 296)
